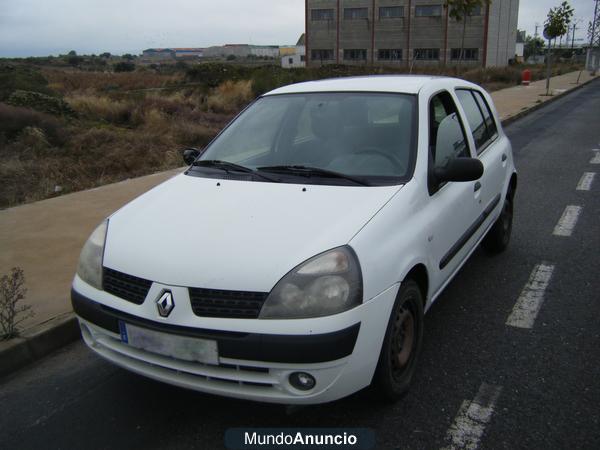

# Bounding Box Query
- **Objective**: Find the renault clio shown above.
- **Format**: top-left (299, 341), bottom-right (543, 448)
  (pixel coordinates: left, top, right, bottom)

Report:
top-left (72, 76), bottom-right (517, 404)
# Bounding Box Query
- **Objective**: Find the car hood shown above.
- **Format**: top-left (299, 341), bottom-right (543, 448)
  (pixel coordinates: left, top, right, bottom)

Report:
top-left (104, 174), bottom-right (402, 292)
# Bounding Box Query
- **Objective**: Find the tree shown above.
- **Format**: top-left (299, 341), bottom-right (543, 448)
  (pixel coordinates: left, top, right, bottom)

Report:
top-left (545, 1), bottom-right (574, 42)
top-left (445, 0), bottom-right (490, 67)
top-left (544, 1), bottom-right (575, 94)
top-left (67, 50), bottom-right (77, 56)
top-left (524, 35), bottom-right (545, 60)
top-left (100, 52), bottom-right (112, 58)
top-left (121, 53), bottom-right (136, 61)
top-left (67, 55), bottom-right (83, 67)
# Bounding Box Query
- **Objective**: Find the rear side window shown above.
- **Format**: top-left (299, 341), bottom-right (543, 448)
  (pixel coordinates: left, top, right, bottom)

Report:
top-left (473, 91), bottom-right (498, 143)
top-left (456, 89), bottom-right (498, 154)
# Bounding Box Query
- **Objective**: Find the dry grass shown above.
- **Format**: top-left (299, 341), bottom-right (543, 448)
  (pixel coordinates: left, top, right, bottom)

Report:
top-left (0, 84), bottom-right (231, 207)
top-left (66, 94), bottom-right (135, 124)
top-left (207, 80), bottom-right (254, 113)
top-left (43, 69), bottom-right (183, 94)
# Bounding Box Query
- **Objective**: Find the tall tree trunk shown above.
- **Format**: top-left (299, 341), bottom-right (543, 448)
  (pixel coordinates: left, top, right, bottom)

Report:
top-left (459, 16), bottom-right (467, 68)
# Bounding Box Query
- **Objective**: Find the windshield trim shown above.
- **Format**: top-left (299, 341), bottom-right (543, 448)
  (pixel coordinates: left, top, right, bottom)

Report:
top-left (187, 91), bottom-right (419, 187)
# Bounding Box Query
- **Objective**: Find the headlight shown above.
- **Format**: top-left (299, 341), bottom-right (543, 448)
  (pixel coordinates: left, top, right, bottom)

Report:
top-left (259, 246), bottom-right (362, 319)
top-left (76, 219), bottom-right (108, 290)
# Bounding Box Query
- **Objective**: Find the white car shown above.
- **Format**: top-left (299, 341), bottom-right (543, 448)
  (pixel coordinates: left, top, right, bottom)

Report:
top-left (72, 76), bottom-right (516, 405)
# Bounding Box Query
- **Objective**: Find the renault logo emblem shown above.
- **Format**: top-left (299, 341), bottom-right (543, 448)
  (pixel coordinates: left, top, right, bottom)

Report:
top-left (156, 291), bottom-right (175, 317)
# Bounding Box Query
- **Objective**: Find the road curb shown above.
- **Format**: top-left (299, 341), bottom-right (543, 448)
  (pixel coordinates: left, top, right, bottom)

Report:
top-left (500, 74), bottom-right (598, 127)
top-left (0, 312), bottom-right (79, 378)
top-left (0, 73), bottom-right (596, 379)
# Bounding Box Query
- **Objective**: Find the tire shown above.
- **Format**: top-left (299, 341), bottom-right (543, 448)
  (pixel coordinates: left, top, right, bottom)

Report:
top-left (482, 191), bottom-right (513, 254)
top-left (373, 279), bottom-right (424, 403)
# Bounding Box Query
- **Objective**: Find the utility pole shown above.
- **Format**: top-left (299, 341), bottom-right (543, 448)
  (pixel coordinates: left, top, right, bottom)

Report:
top-left (570, 19), bottom-right (581, 50)
top-left (591, 0), bottom-right (599, 49)
top-left (534, 23), bottom-right (540, 38)
top-left (589, 0), bottom-right (599, 74)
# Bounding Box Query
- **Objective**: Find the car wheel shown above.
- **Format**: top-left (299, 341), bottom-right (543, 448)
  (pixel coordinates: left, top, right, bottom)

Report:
top-left (373, 279), bottom-right (424, 402)
top-left (483, 191), bottom-right (514, 254)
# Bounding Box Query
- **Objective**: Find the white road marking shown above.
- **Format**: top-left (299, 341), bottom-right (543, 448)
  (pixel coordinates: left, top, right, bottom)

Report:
top-left (506, 263), bottom-right (555, 329)
top-left (591, 151), bottom-right (600, 164)
top-left (553, 205), bottom-right (582, 237)
top-left (442, 383), bottom-right (503, 450)
top-left (576, 172), bottom-right (595, 191)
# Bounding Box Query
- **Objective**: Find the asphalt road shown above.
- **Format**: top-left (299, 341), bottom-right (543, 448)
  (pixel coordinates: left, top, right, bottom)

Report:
top-left (2, 79), bottom-right (599, 450)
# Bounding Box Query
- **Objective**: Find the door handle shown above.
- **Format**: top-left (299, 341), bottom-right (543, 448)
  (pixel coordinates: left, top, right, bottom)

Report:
top-left (474, 182), bottom-right (482, 192)
top-left (502, 154), bottom-right (508, 162)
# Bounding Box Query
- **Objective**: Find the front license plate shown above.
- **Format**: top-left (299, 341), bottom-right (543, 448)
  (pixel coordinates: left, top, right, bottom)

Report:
top-left (119, 321), bottom-right (219, 365)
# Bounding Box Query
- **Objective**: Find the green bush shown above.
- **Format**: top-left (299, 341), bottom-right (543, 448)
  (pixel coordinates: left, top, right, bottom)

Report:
top-left (0, 102), bottom-right (64, 144)
top-left (114, 62), bottom-right (136, 73)
top-left (6, 90), bottom-right (75, 116)
top-left (0, 64), bottom-right (52, 101)
top-left (186, 63), bottom-right (253, 87)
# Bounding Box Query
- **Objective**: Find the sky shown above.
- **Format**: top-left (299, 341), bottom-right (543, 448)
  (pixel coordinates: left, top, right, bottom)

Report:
top-left (0, 0), bottom-right (597, 57)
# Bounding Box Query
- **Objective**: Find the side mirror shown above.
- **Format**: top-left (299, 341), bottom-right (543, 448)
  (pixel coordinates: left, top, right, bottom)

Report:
top-left (434, 157), bottom-right (483, 183)
top-left (182, 148), bottom-right (201, 165)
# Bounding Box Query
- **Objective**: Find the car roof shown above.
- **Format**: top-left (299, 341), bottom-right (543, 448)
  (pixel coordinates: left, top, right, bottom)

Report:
top-left (264, 75), bottom-right (470, 96)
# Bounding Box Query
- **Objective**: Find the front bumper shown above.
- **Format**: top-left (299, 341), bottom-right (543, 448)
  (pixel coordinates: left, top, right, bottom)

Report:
top-left (71, 278), bottom-right (399, 404)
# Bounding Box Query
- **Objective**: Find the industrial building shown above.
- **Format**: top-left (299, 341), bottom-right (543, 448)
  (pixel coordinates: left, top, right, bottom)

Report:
top-left (203, 44), bottom-right (280, 59)
top-left (141, 48), bottom-right (204, 61)
top-left (305, 0), bottom-right (519, 67)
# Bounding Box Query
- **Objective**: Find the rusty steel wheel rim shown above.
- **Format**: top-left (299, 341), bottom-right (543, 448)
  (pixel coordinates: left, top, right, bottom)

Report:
top-left (391, 302), bottom-right (415, 381)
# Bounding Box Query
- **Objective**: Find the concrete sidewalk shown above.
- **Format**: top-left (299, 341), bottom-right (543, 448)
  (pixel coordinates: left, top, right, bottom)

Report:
top-left (0, 70), bottom-right (597, 371)
top-left (490, 70), bottom-right (595, 123)
top-left (0, 168), bottom-right (183, 331)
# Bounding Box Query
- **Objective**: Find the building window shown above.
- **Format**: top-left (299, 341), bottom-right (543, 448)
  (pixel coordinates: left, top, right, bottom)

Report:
top-left (311, 49), bottom-right (334, 61)
top-left (378, 49), bottom-right (403, 61)
top-left (344, 49), bottom-right (367, 61)
top-left (344, 8), bottom-right (368, 20)
top-left (451, 48), bottom-right (479, 61)
top-left (414, 48), bottom-right (440, 60)
top-left (450, 5), bottom-right (482, 17)
top-left (311, 9), bottom-right (334, 21)
top-left (415, 5), bottom-right (442, 17)
top-left (288, 58), bottom-right (294, 64)
top-left (380, 6), bottom-right (404, 19)
top-left (300, 55), bottom-right (306, 62)
top-left (469, 5), bottom-right (482, 16)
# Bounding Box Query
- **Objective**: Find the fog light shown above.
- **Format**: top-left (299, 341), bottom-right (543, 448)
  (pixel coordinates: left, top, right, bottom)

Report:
top-left (289, 372), bottom-right (316, 391)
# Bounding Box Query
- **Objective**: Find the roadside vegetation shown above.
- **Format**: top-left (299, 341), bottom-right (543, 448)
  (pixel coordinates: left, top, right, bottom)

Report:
top-left (0, 267), bottom-right (32, 340)
top-left (0, 58), bottom-right (583, 209)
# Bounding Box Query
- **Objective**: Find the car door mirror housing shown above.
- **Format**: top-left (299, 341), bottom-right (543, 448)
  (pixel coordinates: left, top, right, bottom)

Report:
top-left (182, 148), bottom-right (201, 165)
top-left (434, 157), bottom-right (483, 183)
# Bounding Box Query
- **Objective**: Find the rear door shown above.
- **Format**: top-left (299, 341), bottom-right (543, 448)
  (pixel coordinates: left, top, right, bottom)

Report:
top-left (455, 88), bottom-right (507, 234)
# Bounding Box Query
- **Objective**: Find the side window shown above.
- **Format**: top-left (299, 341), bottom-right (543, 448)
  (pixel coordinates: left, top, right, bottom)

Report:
top-left (456, 89), bottom-right (498, 154)
top-left (456, 89), bottom-right (487, 151)
top-left (429, 91), bottom-right (469, 171)
top-left (473, 91), bottom-right (498, 143)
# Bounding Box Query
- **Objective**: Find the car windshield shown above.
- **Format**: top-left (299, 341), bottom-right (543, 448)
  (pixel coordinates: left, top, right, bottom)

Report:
top-left (196, 92), bottom-right (417, 185)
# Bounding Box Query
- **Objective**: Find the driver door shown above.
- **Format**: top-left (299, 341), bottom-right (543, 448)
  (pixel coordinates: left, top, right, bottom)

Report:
top-left (424, 91), bottom-right (481, 291)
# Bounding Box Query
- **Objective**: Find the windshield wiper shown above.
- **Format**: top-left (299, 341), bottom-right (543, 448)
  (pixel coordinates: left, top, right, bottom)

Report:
top-left (192, 160), bottom-right (279, 182)
top-left (192, 160), bottom-right (254, 173)
top-left (257, 165), bottom-right (370, 186)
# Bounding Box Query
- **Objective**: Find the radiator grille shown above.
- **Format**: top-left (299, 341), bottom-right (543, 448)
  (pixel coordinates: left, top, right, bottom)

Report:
top-left (189, 287), bottom-right (268, 319)
top-left (103, 268), bottom-right (152, 305)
